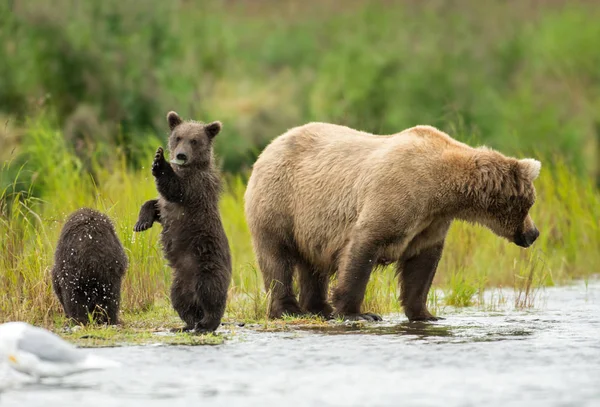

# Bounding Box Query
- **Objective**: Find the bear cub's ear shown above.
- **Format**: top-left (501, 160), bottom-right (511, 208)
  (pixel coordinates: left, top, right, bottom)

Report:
top-left (519, 158), bottom-right (542, 182)
top-left (205, 121), bottom-right (222, 140)
top-left (167, 111), bottom-right (183, 131)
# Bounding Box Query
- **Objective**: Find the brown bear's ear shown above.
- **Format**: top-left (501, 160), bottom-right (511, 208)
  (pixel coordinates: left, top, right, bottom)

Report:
top-left (205, 121), bottom-right (222, 140)
top-left (519, 158), bottom-right (542, 182)
top-left (167, 111), bottom-right (183, 131)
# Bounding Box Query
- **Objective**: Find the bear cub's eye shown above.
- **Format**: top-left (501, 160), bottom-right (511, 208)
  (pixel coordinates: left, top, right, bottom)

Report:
top-left (176, 136), bottom-right (182, 143)
top-left (191, 139), bottom-right (198, 146)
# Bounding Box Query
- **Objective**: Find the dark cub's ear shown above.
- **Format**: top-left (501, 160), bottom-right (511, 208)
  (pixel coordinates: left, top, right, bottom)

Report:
top-left (167, 111), bottom-right (183, 131)
top-left (205, 121), bottom-right (222, 139)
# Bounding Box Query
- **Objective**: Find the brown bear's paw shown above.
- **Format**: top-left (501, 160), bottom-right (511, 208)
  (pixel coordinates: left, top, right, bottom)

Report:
top-left (151, 147), bottom-right (167, 177)
top-left (334, 312), bottom-right (383, 322)
top-left (268, 298), bottom-right (305, 319)
top-left (406, 310), bottom-right (444, 322)
top-left (408, 315), bottom-right (445, 322)
top-left (133, 220), bottom-right (152, 232)
top-left (186, 326), bottom-right (215, 335)
top-left (305, 302), bottom-right (334, 319)
top-left (193, 317), bottom-right (222, 333)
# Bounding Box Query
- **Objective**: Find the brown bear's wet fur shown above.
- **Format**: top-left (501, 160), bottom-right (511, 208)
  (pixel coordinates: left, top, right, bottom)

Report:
top-left (134, 111), bottom-right (232, 333)
top-left (244, 122), bottom-right (542, 322)
top-left (51, 208), bottom-right (128, 325)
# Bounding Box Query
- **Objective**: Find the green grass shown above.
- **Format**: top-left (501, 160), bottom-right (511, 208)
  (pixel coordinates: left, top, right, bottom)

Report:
top-left (1, 120), bottom-right (599, 348)
top-left (443, 271), bottom-right (479, 308)
top-left (57, 308), bottom-right (226, 348)
top-left (62, 329), bottom-right (225, 348)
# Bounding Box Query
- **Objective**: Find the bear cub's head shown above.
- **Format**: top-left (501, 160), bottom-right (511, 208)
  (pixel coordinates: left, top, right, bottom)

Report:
top-left (166, 111), bottom-right (222, 170)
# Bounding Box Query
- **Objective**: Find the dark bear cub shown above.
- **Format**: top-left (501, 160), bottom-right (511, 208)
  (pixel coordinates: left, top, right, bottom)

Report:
top-left (134, 111), bottom-right (232, 333)
top-left (51, 208), bottom-right (128, 325)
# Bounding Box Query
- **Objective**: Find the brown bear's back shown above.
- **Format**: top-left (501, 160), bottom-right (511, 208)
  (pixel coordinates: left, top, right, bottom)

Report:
top-left (245, 122), bottom-right (468, 269)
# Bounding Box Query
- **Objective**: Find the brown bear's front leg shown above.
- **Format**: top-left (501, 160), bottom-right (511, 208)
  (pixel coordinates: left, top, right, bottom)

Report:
top-left (133, 199), bottom-right (161, 232)
top-left (298, 261), bottom-right (333, 318)
top-left (398, 242), bottom-right (445, 322)
top-left (151, 147), bottom-right (185, 203)
top-left (331, 237), bottom-right (382, 322)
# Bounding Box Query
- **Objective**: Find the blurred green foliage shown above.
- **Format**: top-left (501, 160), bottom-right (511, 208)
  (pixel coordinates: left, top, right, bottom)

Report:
top-left (1, 0), bottom-right (599, 185)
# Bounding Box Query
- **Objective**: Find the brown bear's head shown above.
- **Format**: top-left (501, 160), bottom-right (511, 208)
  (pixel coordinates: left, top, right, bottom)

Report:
top-left (465, 151), bottom-right (541, 248)
top-left (166, 111), bottom-right (222, 170)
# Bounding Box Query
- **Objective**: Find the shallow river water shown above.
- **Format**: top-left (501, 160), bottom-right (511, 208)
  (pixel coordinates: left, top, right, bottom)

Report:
top-left (1, 282), bottom-right (599, 407)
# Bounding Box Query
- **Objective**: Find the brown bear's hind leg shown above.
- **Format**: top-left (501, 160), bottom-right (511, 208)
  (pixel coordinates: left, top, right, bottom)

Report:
top-left (256, 239), bottom-right (304, 319)
top-left (170, 269), bottom-right (229, 333)
top-left (64, 295), bottom-right (92, 326)
top-left (331, 236), bottom-right (382, 322)
top-left (398, 242), bottom-right (445, 322)
top-left (52, 274), bottom-right (66, 313)
top-left (101, 280), bottom-right (122, 325)
top-left (170, 277), bottom-right (203, 331)
top-left (195, 273), bottom-right (230, 333)
top-left (298, 261), bottom-right (333, 318)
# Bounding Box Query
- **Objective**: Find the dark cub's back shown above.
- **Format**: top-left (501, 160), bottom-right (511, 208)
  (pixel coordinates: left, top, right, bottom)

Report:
top-left (51, 207), bottom-right (128, 325)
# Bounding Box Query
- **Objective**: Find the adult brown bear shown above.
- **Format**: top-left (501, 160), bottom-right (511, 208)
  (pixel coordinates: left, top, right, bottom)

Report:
top-left (244, 122), bottom-right (541, 322)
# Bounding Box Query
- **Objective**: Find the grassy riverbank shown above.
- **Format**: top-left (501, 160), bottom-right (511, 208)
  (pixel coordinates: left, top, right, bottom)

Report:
top-left (2, 0), bottom-right (600, 346)
top-left (1, 121), bottom-right (599, 347)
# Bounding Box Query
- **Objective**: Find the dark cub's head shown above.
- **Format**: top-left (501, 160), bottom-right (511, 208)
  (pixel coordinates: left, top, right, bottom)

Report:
top-left (166, 111), bottom-right (222, 169)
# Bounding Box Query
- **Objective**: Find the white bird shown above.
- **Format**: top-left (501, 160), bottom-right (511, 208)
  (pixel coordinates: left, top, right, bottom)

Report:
top-left (0, 321), bottom-right (120, 382)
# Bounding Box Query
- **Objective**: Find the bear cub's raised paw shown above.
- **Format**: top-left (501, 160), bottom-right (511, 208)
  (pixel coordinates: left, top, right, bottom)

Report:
top-left (151, 147), bottom-right (167, 177)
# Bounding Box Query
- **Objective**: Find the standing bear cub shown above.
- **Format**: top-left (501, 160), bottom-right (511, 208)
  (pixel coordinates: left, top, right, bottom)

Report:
top-left (52, 208), bottom-right (128, 325)
top-left (245, 122), bottom-right (541, 322)
top-left (134, 111), bottom-right (232, 333)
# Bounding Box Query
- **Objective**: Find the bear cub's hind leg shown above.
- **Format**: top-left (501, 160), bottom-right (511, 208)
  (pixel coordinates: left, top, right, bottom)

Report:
top-left (170, 270), bottom-right (229, 333)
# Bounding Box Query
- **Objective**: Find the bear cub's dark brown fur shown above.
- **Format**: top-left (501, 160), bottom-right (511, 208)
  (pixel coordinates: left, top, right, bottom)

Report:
top-left (51, 207), bottom-right (128, 325)
top-left (134, 111), bottom-right (232, 333)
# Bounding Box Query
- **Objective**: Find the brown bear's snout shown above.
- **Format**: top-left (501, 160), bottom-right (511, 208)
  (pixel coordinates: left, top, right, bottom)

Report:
top-left (176, 153), bottom-right (188, 162)
top-left (514, 227), bottom-right (540, 248)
